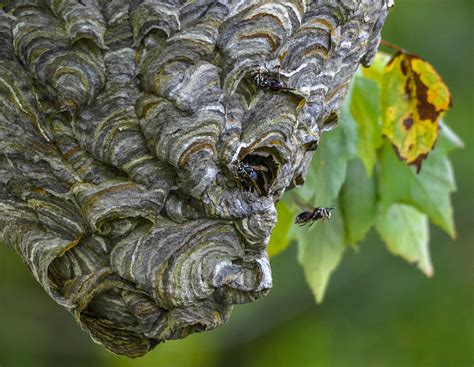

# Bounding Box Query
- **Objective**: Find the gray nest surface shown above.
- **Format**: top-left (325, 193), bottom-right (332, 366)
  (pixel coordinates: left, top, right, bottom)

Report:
top-left (0, 0), bottom-right (389, 357)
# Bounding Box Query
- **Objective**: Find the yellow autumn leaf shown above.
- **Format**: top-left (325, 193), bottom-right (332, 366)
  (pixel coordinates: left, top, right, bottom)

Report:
top-left (381, 52), bottom-right (452, 171)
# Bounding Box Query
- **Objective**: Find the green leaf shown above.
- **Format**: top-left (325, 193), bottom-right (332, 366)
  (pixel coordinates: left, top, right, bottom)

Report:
top-left (293, 82), bottom-right (359, 303)
top-left (298, 113), bottom-right (356, 205)
top-left (350, 76), bottom-right (383, 175)
top-left (361, 51), bottom-right (392, 84)
top-left (340, 159), bottom-right (377, 245)
top-left (297, 208), bottom-right (346, 303)
top-left (339, 84), bottom-right (358, 159)
top-left (268, 201), bottom-right (297, 257)
top-left (376, 203), bottom-right (433, 277)
top-left (377, 142), bottom-right (457, 238)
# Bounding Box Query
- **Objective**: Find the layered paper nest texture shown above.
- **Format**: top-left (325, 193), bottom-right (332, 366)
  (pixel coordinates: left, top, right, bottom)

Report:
top-left (0, 0), bottom-right (388, 356)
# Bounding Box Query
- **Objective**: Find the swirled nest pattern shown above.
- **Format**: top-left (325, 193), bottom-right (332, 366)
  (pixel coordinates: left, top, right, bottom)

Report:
top-left (0, 0), bottom-right (389, 357)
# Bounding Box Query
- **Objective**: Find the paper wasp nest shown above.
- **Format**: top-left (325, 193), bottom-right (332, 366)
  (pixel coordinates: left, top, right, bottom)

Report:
top-left (0, 0), bottom-right (389, 357)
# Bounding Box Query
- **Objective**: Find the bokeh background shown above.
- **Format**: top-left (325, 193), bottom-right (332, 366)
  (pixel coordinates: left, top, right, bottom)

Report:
top-left (1, 0), bottom-right (472, 366)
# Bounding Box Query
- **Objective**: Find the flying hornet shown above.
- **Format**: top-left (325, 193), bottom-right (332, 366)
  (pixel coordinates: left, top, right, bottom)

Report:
top-left (292, 195), bottom-right (334, 227)
top-left (295, 206), bottom-right (334, 227)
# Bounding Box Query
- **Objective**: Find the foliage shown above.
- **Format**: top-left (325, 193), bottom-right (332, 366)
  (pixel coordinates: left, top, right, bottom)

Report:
top-left (381, 50), bottom-right (452, 170)
top-left (268, 51), bottom-right (463, 303)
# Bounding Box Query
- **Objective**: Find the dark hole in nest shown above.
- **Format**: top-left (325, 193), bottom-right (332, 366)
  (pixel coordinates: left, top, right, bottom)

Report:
top-left (322, 112), bottom-right (339, 130)
top-left (185, 322), bottom-right (207, 333)
top-left (303, 137), bottom-right (319, 152)
top-left (240, 153), bottom-right (278, 196)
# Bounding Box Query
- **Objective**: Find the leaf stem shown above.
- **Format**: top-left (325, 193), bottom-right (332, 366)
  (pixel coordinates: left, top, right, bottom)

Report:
top-left (380, 39), bottom-right (406, 53)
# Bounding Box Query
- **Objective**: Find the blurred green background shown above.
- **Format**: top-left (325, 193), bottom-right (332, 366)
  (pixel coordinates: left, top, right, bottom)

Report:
top-left (1, 0), bottom-right (472, 366)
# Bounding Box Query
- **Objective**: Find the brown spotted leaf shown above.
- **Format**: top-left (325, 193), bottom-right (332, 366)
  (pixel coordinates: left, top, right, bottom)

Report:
top-left (381, 52), bottom-right (452, 170)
